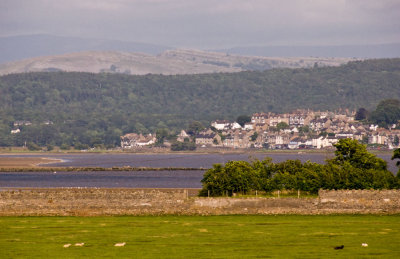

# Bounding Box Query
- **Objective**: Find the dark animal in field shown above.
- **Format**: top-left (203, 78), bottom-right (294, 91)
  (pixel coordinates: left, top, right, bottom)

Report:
top-left (334, 245), bottom-right (344, 250)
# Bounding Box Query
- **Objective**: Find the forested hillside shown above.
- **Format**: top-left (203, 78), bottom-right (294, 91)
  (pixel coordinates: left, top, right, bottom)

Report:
top-left (0, 58), bottom-right (399, 148)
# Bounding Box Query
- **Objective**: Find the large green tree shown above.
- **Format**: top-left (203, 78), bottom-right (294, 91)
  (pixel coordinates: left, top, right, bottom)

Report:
top-left (276, 122), bottom-right (289, 132)
top-left (370, 99), bottom-right (400, 128)
top-left (236, 115), bottom-right (251, 127)
top-left (330, 138), bottom-right (387, 170)
top-left (355, 107), bottom-right (369, 121)
top-left (187, 121), bottom-right (205, 135)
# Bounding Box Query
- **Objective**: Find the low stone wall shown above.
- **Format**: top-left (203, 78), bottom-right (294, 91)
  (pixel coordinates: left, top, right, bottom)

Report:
top-left (0, 188), bottom-right (399, 216)
top-left (0, 188), bottom-right (194, 216)
top-left (318, 189), bottom-right (400, 213)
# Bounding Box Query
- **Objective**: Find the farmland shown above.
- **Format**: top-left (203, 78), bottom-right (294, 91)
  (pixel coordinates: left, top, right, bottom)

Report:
top-left (0, 215), bottom-right (399, 258)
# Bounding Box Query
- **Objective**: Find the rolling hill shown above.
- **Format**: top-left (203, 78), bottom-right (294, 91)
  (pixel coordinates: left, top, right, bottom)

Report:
top-left (0, 34), bottom-right (170, 63)
top-left (218, 43), bottom-right (400, 58)
top-left (0, 49), bottom-right (355, 76)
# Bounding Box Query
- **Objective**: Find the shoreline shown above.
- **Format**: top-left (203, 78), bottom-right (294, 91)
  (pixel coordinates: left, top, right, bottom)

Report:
top-left (36, 158), bottom-right (67, 167)
top-left (0, 147), bottom-right (394, 155)
top-left (0, 157), bottom-right (64, 168)
top-left (0, 166), bottom-right (207, 172)
top-left (0, 149), bottom-right (335, 156)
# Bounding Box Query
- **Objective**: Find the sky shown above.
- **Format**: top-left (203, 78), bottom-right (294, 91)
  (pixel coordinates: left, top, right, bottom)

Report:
top-left (1, 0), bottom-right (400, 49)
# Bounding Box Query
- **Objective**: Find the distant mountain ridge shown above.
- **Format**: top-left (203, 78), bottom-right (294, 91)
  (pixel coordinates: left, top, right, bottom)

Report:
top-left (0, 34), bottom-right (170, 63)
top-left (218, 43), bottom-right (400, 58)
top-left (0, 49), bottom-right (354, 76)
top-left (1, 34), bottom-right (399, 65)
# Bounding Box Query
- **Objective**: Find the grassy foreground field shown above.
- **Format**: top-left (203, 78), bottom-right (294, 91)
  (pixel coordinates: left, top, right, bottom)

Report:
top-left (1, 216), bottom-right (399, 258)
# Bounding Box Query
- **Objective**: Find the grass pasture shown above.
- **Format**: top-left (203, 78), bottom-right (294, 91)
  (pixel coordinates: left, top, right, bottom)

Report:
top-left (0, 215), bottom-right (399, 258)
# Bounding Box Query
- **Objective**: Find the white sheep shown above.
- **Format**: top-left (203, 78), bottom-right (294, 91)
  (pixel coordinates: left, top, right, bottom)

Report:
top-left (114, 242), bottom-right (126, 247)
top-left (74, 243), bottom-right (84, 246)
top-left (63, 244), bottom-right (71, 248)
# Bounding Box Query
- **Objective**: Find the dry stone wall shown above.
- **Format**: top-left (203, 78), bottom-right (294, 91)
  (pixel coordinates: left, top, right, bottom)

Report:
top-left (0, 188), bottom-right (399, 216)
top-left (318, 189), bottom-right (400, 213)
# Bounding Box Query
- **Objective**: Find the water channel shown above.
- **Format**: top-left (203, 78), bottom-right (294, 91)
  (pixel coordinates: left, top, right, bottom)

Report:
top-left (0, 152), bottom-right (397, 188)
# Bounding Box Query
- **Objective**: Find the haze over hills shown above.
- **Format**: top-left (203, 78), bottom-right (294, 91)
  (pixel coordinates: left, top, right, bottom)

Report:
top-left (218, 43), bottom-right (400, 59)
top-left (1, 34), bottom-right (399, 67)
top-left (0, 49), bottom-right (355, 76)
top-left (0, 34), bottom-right (170, 63)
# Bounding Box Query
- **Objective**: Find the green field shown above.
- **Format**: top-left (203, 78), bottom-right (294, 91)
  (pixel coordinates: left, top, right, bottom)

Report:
top-left (0, 215), bottom-right (399, 258)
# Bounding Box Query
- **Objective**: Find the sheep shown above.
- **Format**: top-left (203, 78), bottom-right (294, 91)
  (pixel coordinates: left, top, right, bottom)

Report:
top-left (114, 242), bottom-right (126, 247)
top-left (74, 243), bottom-right (84, 246)
top-left (63, 244), bottom-right (71, 248)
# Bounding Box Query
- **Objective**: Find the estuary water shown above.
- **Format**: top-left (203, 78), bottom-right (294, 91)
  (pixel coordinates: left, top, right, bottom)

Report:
top-left (0, 152), bottom-right (397, 188)
top-left (0, 170), bottom-right (205, 188)
top-left (1, 152), bottom-right (334, 168)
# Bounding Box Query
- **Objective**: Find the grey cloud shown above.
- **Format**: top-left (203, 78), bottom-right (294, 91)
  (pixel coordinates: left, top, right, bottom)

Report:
top-left (0, 0), bottom-right (399, 48)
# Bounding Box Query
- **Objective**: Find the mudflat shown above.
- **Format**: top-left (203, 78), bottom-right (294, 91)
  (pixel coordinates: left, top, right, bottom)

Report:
top-left (0, 157), bottom-right (61, 168)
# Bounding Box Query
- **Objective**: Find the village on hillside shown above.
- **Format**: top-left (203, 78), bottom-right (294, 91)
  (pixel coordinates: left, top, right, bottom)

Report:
top-left (121, 109), bottom-right (400, 150)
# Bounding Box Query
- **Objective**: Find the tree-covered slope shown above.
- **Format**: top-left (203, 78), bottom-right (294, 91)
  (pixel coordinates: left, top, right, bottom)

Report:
top-left (0, 58), bottom-right (399, 147)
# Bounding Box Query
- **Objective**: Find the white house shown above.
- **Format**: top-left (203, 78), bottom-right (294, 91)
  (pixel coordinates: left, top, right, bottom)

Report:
top-left (230, 122), bottom-right (242, 129)
top-left (211, 120), bottom-right (231, 130)
top-left (251, 113), bottom-right (268, 124)
top-left (244, 122), bottom-right (254, 130)
top-left (11, 129), bottom-right (20, 134)
top-left (288, 138), bottom-right (301, 149)
top-left (177, 130), bottom-right (189, 142)
top-left (312, 136), bottom-right (338, 149)
top-left (369, 125), bottom-right (378, 131)
top-left (368, 134), bottom-right (386, 145)
top-left (120, 133), bottom-right (156, 148)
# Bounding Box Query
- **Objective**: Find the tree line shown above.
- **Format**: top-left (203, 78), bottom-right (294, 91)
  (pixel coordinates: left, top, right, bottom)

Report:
top-left (200, 139), bottom-right (400, 196)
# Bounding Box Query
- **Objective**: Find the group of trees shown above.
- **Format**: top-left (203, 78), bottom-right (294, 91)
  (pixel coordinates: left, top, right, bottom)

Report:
top-left (200, 139), bottom-right (400, 196)
top-left (170, 141), bottom-right (196, 151)
top-left (0, 58), bottom-right (399, 148)
top-left (355, 99), bottom-right (400, 128)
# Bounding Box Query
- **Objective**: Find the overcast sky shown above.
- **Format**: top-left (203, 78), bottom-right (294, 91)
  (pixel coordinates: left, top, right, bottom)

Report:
top-left (1, 0), bottom-right (399, 49)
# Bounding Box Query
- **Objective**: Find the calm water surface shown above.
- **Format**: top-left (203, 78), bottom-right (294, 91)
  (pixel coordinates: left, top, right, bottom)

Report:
top-left (0, 152), bottom-right (397, 188)
top-left (0, 170), bottom-right (204, 188)
top-left (1, 153), bottom-right (335, 167)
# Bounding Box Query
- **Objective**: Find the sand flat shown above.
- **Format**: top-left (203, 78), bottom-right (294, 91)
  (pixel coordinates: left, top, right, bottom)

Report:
top-left (0, 157), bottom-right (62, 168)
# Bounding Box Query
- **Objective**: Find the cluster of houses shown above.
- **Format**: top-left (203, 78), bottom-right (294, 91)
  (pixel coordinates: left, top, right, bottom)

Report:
top-left (195, 110), bottom-right (400, 149)
top-left (121, 109), bottom-right (400, 150)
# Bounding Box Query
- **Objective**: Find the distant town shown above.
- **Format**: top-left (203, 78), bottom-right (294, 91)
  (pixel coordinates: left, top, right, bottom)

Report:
top-left (121, 109), bottom-right (400, 150)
